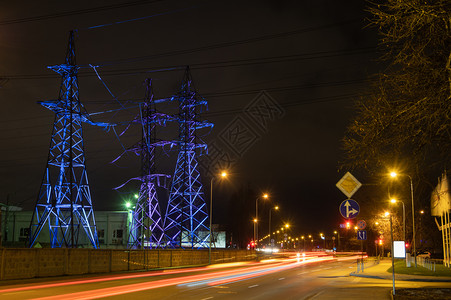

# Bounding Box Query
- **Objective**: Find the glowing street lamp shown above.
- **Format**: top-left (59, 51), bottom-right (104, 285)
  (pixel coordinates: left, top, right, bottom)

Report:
top-left (209, 171), bottom-right (228, 264)
top-left (255, 193), bottom-right (269, 249)
top-left (269, 206), bottom-right (279, 247)
top-left (334, 230), bottom-right (340, 251)
top-left (320, 233), bottom-right (326, 249)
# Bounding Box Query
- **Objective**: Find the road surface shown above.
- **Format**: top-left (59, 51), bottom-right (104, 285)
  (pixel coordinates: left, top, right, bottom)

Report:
top-left (0, 252), bottom-right (434, 299)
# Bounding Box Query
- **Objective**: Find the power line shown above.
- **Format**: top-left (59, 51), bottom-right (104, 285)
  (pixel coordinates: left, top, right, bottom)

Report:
top-left (0, 0), bottom-right (167, 26)
top-left (83, 18), bottom-right (363, 68)
top-left (2, 46), bottom-right (376, 80)
top-left (1, 90), bottom-right (365, 142)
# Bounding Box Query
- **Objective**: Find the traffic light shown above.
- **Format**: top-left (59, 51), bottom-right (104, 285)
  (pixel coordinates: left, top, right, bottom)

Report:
top-left (346, 222), bottom-right (351, 229)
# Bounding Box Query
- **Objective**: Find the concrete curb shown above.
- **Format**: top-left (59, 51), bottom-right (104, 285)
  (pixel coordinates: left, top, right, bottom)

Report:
top-left (350, 271), bottom-right (451, 282)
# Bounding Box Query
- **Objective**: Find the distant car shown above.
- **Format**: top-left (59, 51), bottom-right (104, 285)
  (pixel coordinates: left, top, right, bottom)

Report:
top-left (416, 251), bottom-right (431, 258)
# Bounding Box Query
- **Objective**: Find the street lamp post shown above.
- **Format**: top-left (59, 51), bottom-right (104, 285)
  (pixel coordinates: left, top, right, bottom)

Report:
top-left (390, 172), bottom-right (416, 267)
top-left (334, 230), bottom-right (340, 251)
top-left (255, 193), bottom-right (269, 249)
top-left (269, 206), bottom-right (279, 248)
top-left (253, 219), bottom-right (257, 247)
top-left (387, 212), bottom-right (396, 295)
top-left (390, 198), bottom-right (406, 243)
top-left (209, 171), bottom-right (227, 264)
top-left (320, 233), bottom-right (326, 249)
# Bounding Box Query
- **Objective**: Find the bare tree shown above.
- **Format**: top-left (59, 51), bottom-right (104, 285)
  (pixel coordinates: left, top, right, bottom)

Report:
top-left (343, 0), bottom-right (451, 174)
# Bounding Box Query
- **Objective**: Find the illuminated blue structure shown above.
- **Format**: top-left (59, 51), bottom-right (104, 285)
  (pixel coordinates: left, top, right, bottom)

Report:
top-left (29, 31), bottom-right (107, 248)
top-left (121, 79), bottom-right (171, 249)
top-left (164, 68), bottom-right (214, 248)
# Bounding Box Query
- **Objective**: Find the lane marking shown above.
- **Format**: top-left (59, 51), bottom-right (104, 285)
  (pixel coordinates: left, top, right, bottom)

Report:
top-left (310, 290), bottom-right (325, 299)
top-left (278, 278), bottom-right (285, 280)
top-left (248, 285), bottom-right (259, 289)
top-left (201, 297), bottom-right (213, 300)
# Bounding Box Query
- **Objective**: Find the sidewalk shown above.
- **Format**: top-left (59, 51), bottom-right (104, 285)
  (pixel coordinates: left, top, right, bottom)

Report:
top-left (350, 258), bottom-right (451, 282)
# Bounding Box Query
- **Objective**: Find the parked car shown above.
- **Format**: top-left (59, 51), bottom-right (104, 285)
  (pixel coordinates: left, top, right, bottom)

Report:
top-left (416, 251), bottom-right (431, 258)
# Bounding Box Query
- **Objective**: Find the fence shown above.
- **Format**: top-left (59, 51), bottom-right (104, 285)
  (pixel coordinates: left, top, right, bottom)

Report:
top-left (0, 248), bottom-right (256, 280)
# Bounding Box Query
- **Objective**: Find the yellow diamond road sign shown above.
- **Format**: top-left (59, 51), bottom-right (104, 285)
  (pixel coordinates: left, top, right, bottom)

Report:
top-left (336, 172), bottom-right (362, 198)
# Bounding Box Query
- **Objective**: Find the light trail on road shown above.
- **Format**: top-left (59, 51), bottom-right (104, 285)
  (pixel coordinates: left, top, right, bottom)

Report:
top-left (0, 252), bottom-right (364, 300)
top-left (24, 253), bottom-right (362, 300)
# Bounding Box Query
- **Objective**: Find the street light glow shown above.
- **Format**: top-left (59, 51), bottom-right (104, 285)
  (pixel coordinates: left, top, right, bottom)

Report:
top-left (390, 198), bottom-right (397, 203)
top-left (263, 193), bottom-right (269, 199)
top-left (125, 202), bottom-right (131, 209)
top-left (390, 171), bottom-right (397, 178)
top-left (384, 211), bottom-right (390, 217)
top-left (221, 171), bottom-right (227, 178)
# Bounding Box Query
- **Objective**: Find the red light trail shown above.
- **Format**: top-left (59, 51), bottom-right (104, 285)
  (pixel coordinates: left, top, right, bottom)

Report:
top-left (0, 253), bottom-right (363, 300)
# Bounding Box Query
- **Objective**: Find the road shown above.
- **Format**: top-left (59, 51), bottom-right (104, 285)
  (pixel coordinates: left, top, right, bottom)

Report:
top-left (0, 252), bottom-right (430, 299)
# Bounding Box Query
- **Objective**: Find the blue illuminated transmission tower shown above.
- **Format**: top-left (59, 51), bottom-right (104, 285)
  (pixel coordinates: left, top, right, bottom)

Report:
top-left (164, 67), bottom-right (214, 248)
top-left (124, 79), bottom-right (171, 249)
top-left (28, 31), bottom-right (107, 248)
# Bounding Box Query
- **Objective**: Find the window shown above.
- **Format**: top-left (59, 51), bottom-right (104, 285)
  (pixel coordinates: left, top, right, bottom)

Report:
top-left (112, 229), bottom-right (124, 245)
top-left (97, 229), bottom-right (105, 244)
top-left (113, 229), bottom-right (123, 238)
top-left (20, 228), bottom-right (30, 237)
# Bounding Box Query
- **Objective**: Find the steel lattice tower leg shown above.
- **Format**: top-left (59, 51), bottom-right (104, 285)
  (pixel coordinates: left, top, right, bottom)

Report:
top-left (164, 68), bottom-right (213, 249)
top-left (127, 79), bottom-right (166, 249)
top-left (28, 31), bottom-right (99, 248)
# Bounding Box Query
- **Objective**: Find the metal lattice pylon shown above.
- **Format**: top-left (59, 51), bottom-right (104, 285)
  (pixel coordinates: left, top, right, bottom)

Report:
top-left (28, 31), bottom-right (107, 248)
top-left (164, 67), bottom-right (213, 248)
top-left (126, 79), bottom-right (170, 249)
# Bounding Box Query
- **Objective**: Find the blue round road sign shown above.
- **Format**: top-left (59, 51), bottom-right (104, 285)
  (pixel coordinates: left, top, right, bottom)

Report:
top-left (339, 199), bottom-right (360, 219)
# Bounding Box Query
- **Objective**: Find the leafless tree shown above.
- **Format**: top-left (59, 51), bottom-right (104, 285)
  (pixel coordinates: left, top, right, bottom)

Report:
top-left (343, 0), bottom-right (451, 175)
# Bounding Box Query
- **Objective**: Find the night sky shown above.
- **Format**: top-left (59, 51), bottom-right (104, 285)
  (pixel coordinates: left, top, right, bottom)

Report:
top-left (0, 1), bottom-right (380, 238)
